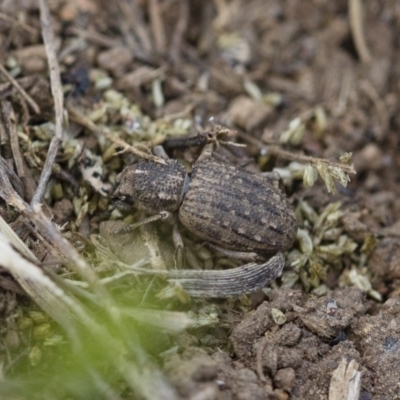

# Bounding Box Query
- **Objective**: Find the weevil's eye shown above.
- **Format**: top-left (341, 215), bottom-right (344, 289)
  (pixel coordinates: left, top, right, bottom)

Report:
top-left (118, 195), bottom-right (134, 205)
top-left (111, 195), bottom-right (135, 211)
top-left (112, 178), bottom-right (121, 192)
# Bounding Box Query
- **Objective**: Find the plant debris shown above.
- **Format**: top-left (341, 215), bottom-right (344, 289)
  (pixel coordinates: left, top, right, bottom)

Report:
top-left (0, 0), bottom-right (399, 399)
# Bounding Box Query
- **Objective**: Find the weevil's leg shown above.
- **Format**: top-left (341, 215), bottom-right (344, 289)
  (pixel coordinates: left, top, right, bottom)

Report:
top-left (153, 145), bottom-right (170, 160)
top-left (197, 143), bottom-right (215, 162)
top-left (162, 132), bottom-right (211, 151)
top-left (261, 171), bottom-right (281, 181)
top-left (172, 223), bottom-right (184, 269)
top-left (197, 143), bottom-right (237, 166)
top-left (114, 211), bottom-right (173, 234)
top-left (261, 171), bottom-right (282, 189)
top-left (207, 243), bottom-right (260, 262)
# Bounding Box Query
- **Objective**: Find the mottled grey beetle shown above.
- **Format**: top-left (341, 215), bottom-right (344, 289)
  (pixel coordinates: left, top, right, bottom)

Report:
top-left (111, 143), bottom-right (298, 294)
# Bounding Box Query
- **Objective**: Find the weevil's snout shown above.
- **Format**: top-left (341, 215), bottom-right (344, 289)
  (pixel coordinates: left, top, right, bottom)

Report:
top-left (111, 171), bottom-right (136, 211)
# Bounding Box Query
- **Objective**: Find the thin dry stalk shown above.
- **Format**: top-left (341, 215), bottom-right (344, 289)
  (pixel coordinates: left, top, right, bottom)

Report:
top-left (336, 68), bottom-right (353, 116)
top-left (169, 0), bottom-right (189, 64)
top-left (239, 131), bottom-right (356, 175)
top-left (32, 0), bottom-right (64, 207)
top-left (1, 101), bottom-right (25, 177)
top-left (0, 63), bottom-right (40, 114)
top-left (348, 0), bottom-right (372, 63)
top-left (149, 0), bottom-right (167, 53)
top-left (0, 11), bottom-right (37, 35)
top-left (67, 104), bottom-right (167, 164)
top-left (359, 79), bottom-right (389, 137)
top-left (118, 0), bottom-right (153, 53)
top-left (267, 146), bottom-right (356, 175)
top-left (68, 26), bottom-right (122, 48)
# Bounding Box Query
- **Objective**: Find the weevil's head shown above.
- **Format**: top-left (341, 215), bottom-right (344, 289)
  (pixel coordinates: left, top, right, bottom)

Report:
top-left (111, 160), bottom-right (188, 214)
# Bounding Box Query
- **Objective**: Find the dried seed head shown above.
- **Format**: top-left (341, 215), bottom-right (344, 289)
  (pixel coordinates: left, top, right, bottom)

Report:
top-left (339, 152), bottom-right (353, 165)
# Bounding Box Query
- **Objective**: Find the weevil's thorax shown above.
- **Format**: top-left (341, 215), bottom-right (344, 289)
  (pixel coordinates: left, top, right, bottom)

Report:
top-left (112, 160), bottom-right (188, 214)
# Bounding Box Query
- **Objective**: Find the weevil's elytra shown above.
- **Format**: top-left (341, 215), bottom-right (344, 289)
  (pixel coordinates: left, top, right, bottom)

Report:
top-left (112, 152), bottom-right (297, 257)
top-left (179, 157), bottom-right (297, 254)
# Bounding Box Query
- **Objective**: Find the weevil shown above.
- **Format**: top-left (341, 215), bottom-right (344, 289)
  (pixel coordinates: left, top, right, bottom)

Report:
top-left (111, 142), bottom-right (298, 293)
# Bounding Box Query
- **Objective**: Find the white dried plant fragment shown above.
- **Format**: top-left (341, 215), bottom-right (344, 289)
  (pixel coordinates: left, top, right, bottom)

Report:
top-left (315, 163), bottom-right (336, 193)
top-left (314, 106), bottom-right (327, 137)
top-left (244, 79), bottom-right (263, 101)
top-left (280, 117), bottom-right (305, 145)
top-left (303, 164), bottom-right (318, 188)
top-left (120, 308), bottom-right (217, 333)
top-left (271, 308), bottom-right (287, 325)
top-left (79, 148), bottom-right (111, 197)
top-left (152, 77), bottom-right (165, 108)
top-left (329, 358), bottom-right (361, 400)
top-left (218, 33), bottom-right (251, 73)
top-left (87, 103), bottom-right (108, 123)
top-left (297, 228), bottom-right (313, 255)
top-left (314, 159), bottom-right (352, 194)
top-left (287, 249), bottom-right (309, 270)
top-left (329, 165), bottom-right (351, 187)
top-left (120, 106), bottom-right (143, 133)
top-left (298, 200), bottom-right (319, 224)
top-left (314, 202), bottom-right (342, 233)
top-left (288, 162), bottom-right (307, 180)
top-left (326, 298), bottom-right (338, 316)
top-left (344, 268), bottom-right (382, 301)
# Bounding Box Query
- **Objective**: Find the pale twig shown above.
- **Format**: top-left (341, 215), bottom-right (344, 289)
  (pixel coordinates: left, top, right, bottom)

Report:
top-left (359, 80), bottom-right (389, 138)
top-left (0, 63), bottom-right (40, 114)
top-left (149, 0), bottom-right (166, 53)
top-left (32, 0), bottom-right (64, 206)
top-left (0, 12), bottom-right (37, 35)
top-left (68, 27), bottom-right (122, 48)
top-left (67, 104), bottom-right (167, 164)
top-left (169, 0), bottom-right (189, 64)
top-left (118, 0), bottom-right (153, 53)
top-left (238, 131), bottom-right (356, 175)
top-left (266, 146), bottom-right (356, 175)
top-left (1, 101), bottom-right (25, 177)
top-left (335, 68), bottom-right (353, 116)
top-left (348, 0), bottom-right (372, 63)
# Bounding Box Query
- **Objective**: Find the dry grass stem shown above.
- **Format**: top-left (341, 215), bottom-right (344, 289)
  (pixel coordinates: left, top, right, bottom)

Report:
top-left (268, 146), bottom-right (356, 175)
top-left (118, 0), bottom-right (152, 53)
top-left (348, 0), bottom-right (372, 63)
top-left (67, 104), bottom-right (167, 164)
top-left (0, 63), bottom-right (40, 114)
top-left (1, 101), bottom-right (25, 177)
top-left (149, 0), bottom-right (166, 53)
top-left (0, 11), bottom-right (37, 35)
top-left (169, 1), bottom-right (189, 64)
top-left (32, 0), bottom-right (64, 206)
